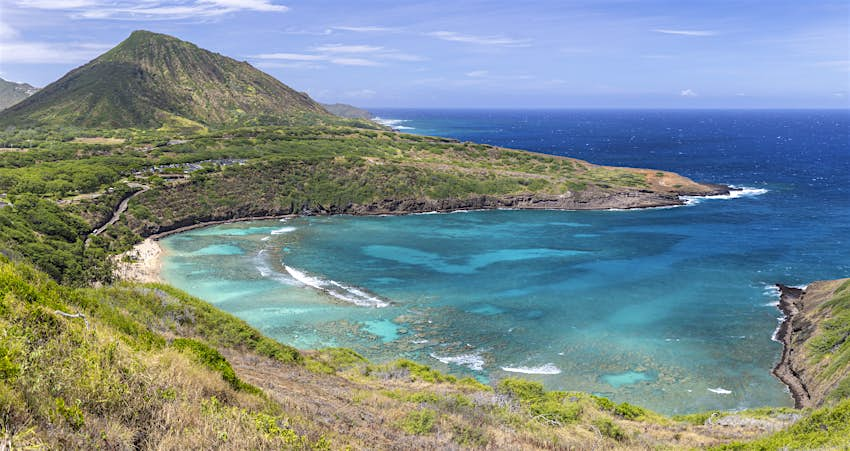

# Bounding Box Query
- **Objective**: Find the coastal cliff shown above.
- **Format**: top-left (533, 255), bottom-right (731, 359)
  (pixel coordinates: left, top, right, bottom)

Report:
top-left (112, 129), bottom-right (726, 237)
top-left (774, 279), bottom-right (850, 408)
top-left (128, 188), bottom-right (722, 238)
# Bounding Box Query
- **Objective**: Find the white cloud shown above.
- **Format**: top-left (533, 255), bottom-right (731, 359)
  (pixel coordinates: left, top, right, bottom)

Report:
top-left (332, 26), bottom-right (396, 33)
top-left (252, 52), bottom-right (325, 61)
top-left (466, 70), bottom-right (489, 77)
top-left (251, 52), bottom-right (381, 67)
top-left (344, 89), bottom-right (376, 98)
top-left (0, 40), bottom-right (112, 64)
top-left (312, 44), bottom-right (385, 54)
top-left (0, 22), bottom-right (19, 40)
top-left (814, 60), bottom-right (850, 72)
top-left (281, 28), bottom-right (333, 36)
top-left (253, 43), bottom-right (422, 67)
top-left (428, 31), bottom-right (531, 47)
top-left (198, 0), bottom-right (287, 12)
top-left (652, 29), bottom-right (717, 37)
top-left (328, 57), bottom-right (381, 67)
top-left (254, 61), bottom-right (323, 70)
top-left (280, 26), bottom-right (396, 36)
top-left (16, 0), bottom-right (98, 8)
top-left (15, 0), bottom-right (288, 20)
top-left (680, 89), bottom-right (698, 97)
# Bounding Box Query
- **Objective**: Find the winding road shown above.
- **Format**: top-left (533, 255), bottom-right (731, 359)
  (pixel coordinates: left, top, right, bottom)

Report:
top-left (85, 183), bottom-right (149, 245)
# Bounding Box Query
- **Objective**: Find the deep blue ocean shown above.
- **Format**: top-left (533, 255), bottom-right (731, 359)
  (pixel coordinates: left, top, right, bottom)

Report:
top-left (160, 109), bottom-right (849, 414)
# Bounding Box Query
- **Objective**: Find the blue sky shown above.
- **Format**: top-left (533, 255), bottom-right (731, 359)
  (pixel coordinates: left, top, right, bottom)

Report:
top-left (0, 0), bottom-right (848, 108)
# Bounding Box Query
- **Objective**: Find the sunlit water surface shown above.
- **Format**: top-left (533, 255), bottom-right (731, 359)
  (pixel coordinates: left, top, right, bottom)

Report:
top-left (161, 110), bottom-right (849, 414)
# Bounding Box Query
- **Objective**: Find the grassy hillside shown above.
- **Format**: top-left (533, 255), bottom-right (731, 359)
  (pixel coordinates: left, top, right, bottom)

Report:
top-left (0, 31), bottom-right (329, 129)
top-left (779, 280), bottom-right (850, 407)
top-left (5, 255), bottom-right (847, 449)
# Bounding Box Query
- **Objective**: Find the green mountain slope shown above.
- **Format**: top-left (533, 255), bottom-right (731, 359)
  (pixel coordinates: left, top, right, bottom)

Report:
top-left (0, 78), bottom-right (38, 111)
top-left (0, 31), bottom-right (329, 129)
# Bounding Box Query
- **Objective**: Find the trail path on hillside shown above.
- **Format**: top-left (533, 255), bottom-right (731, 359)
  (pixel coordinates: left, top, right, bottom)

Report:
top-left (86, 183), bottom-right (149, 245)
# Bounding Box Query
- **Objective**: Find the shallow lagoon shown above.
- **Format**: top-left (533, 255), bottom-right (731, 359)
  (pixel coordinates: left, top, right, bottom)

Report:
top-left (160, 110), bottom-right (849, 414)
top-left (162, 201), bottom-right (796, 414)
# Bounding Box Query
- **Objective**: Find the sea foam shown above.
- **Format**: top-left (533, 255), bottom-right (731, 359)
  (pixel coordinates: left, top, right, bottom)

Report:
top-left (682, 186), bottom-right (769, 205)
top-left (373, 117), bottom-right (415, 130)
top-left (429, 352), bottom-right (485, 371)
top-left (271, 226), bottom-right (296, 235)
top-left (254, 252), bottom-right (297, 286)
top-left (708, 387), bottom-right (732, 394)
top-left (284, 265), bottom-right (389, 307)
top-left (762, 284), bottom-right (781, 306)
top-left (501, 363), bottom-right (562, 375)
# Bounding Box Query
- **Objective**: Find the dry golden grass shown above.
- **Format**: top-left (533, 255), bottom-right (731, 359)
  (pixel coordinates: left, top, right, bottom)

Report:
top-left (71, 137), bottom-right (126, 144)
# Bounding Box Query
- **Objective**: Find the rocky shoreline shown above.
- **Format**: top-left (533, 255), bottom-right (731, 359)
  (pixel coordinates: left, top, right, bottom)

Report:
top-left (115, 185), bottom-right (730, 286)
top-left (136, 186), bottom-right (730, 238)
top-left (772, 284), bottom-right (812, 408)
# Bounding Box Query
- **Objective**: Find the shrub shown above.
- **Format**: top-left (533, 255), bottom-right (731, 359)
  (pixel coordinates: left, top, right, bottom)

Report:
top-left (591, 394), bottom-right (615, 411)
top-left (53, 398), bottom-right (85, 431)
top-left (393, 359), bottom-right (457, 383)
top-left (399, 409), bottom-right (436, 435)
top-left (497, 378), bottom-right (545, 402)
top-left (593, 418), bottom-right (626, 441)
top-left (614, 402), bottom-right (646, 420)
top-left (497, 379), bottom-right (582, 425)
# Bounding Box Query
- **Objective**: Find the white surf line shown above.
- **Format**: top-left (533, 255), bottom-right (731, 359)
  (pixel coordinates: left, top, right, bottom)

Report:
top-left (681, 185), bottom-right (769, 205)
top-left (284, 265), bottom-right (389, 307)
top-left (501, 363), bottom-right (562, 375)
top-left (708, 387), bottom-right (732, 394)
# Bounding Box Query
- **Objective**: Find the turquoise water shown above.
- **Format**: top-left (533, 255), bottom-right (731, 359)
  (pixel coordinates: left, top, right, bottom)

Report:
top-left (161, 206), bottom-right (791, 414)
top-left (159, 110), bottom-right (849, 414)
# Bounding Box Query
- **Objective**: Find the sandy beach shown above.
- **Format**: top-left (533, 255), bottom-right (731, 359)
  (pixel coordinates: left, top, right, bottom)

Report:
top-left (114, 238), bottom-right (163, 283)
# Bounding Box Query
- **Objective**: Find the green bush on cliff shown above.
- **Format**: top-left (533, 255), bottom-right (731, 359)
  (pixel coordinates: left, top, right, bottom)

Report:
top-left (497, 378), bottom-right (583, 425)
top-left (398, 409), bottom-right (437, 435)
top-left (713, 398), bottom-right (850, 450)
